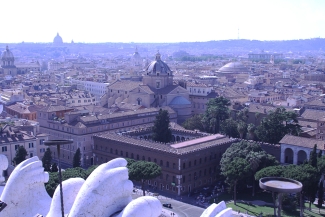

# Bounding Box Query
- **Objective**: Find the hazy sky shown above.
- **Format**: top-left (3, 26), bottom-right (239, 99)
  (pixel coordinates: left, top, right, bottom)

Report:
top-left (2, 0), bottom-right (325, 43)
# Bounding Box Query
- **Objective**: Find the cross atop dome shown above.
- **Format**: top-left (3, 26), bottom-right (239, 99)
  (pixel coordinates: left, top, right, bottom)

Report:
top-left (155, 50), bottom-right (161, 61)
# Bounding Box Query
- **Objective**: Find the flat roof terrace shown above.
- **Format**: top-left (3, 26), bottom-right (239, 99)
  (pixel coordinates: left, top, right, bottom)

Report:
top-left (171, 134), bottom-right (225, 149)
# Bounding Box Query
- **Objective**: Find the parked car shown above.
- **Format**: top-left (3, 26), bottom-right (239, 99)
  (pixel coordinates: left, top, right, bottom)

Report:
top-left (163, 203), bottom-right (172, 208)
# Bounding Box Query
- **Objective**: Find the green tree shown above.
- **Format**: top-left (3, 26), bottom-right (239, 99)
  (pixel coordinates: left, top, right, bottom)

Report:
top-left (255, 107), bottom-right (301, 143)
top-left (182, 114), bottom-right (205, 131)
top-left (221, 141), bottom-right (278, 171)
top-left (318, 155), bottom-right (325, 174)
top-left (51, 163), bottom-right (58, 172)
top-left (221, 157), bottom-right (250, 205)
top-left (236, 107), bottom-right (249, 123)
top-left (42, 148), bottom-right (52, 172)
top-left (318, 179), bottom-right (324, 210)
top-left (246, 152), bottom-right (261, 196)
top-left (318, 150), bottom-right (322, 158)
top-left (202, 97), bottom-right (231, 133)
top-left (221, 140), bottom-right (278, 203)
top-left (254, 112), bottom-right (260, 125)
top-left (126, 158), bottom-right (136, 167)
top-left (220, 118), bottom-right (239, 138)
top-left (128, 161), bottom-right (161, 196)
top-left (255, 165), bottom-right (285, 180)
top-left (13, 146), bottom-right (28, 165)
top-left (152, 109), bottom-right (172, 143)
top-left (309, 144), bottom-right (318, 168)
top-left (237, 121), bottom-right (247, 139)
top-left (73, 148), bottom-right (81, 168)
top-left (285, 164), bottom-right (319, 211)
top-left (45, 165), bottom-right (99, 197)
top-left (247, 123), bottom-right (256, 140)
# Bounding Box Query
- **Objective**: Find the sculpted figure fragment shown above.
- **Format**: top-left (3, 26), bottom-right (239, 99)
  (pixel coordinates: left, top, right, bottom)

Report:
top-left (0, 155), bottom-right (232, 217)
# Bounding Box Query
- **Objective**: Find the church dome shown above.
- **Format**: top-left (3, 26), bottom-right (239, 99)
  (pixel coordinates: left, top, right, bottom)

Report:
top-left (53, 33), bottom-right (63, 45)
top-left (132, 47), bottom-right (141, 59)
top-left (145, 51), bottom-right (172, 75)
top-left (169, 96), bottom-right (191, 105)
top-left (218, 62), bottom-right (249, 74)
top-left (1, 46), bottom-right (14, 61)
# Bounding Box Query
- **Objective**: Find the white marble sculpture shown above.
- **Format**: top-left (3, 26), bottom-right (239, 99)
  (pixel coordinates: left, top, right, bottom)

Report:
top-left (200, 201), bottom-right (233, 217)
top-left (0, 156), bottom-right (52, 216)
top-left (0, 155), bottom-right (8, 183)
top-left (0, 154), bottom-right (232, 217)
top-left (0, 156), bottom-right (161, 217)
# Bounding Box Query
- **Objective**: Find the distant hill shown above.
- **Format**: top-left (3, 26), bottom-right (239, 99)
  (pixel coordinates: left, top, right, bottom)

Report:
top-left (0, 38), bottom-right (324, 57)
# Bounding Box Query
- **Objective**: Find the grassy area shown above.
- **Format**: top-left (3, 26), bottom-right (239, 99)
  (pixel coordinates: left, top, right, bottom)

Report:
top-left (208, 191), bottom-right (325, 217)
top-left (210, 191), bottom-right (274, 204)
top-left (227, 202), bottom-right (325, 217)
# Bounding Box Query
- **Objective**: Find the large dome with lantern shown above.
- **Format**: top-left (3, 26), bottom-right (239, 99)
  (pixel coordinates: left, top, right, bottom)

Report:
top-left (53, 33), bottom-right (63, 45)
top-left (145, 51), bottom-right (172, 75)
top-left (1, 46), bottom-right (14, 62)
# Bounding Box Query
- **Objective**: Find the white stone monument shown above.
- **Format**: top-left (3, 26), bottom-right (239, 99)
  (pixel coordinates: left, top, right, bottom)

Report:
top-left (0, 155), bottom-right (232, 217)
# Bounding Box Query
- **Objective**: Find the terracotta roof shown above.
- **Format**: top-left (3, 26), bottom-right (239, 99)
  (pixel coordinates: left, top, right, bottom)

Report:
top-left (304, 99), bottom-right (325, 107)
top-left (44, 105), bottom-right (73, 112)
top-left (108, 80), bottom-right (141, 91)
top-left (187, 81), bottom-right (208, 88)
top-left (94, 132), bottom-right (236, 155)
top-left (138, 85), bottom-right (155, 94)
top-left (279, 135), bottom-right (324, 149)
top-left (154, 85), bottom-right (183, 95)
top-left (301, 109), bottom-right (325, 121)
top-left (248, 105), bottom-right (276, 114)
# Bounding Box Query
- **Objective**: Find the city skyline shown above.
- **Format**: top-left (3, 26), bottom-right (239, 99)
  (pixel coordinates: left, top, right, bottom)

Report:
top-left (2, 0), bottom-right (325, 43)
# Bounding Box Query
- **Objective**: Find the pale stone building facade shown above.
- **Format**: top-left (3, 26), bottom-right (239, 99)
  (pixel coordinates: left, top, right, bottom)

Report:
top-left (107, 52), bottom-right (191, 123)
top-left (1, 46), bottom-right (17, 76)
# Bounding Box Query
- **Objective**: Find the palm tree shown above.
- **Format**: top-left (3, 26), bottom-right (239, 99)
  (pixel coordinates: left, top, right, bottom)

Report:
top-left (237, 122), bottom-right (247, 139)
top-left (254, 112), bottom-right (260, 125)
top-left (247, 124), bottom-right (256, 140)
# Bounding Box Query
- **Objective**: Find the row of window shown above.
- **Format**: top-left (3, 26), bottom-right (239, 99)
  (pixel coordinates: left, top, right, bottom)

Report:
top-left (110, 90), bottom-right (128, 94)
top-left (193, 103), bottom-right (205, 109)
top-left (2, 143), bottom-right (34, 152)
top-left (71, 99), bottom-right (95, 103)
top-left (189, 88), bottom-right (207, 94)
top-left (49, 117), bottom-right (155, 133)
top-left (99, 147), bottom-right (220, 168)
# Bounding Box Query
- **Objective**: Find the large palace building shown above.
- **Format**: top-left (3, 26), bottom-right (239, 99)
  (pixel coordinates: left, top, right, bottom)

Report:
top-left (93, 128), bottom-right (237, 196)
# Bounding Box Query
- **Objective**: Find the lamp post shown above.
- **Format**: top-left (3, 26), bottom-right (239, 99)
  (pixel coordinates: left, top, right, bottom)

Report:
top-left (44, 139), bottom-right (73, 217)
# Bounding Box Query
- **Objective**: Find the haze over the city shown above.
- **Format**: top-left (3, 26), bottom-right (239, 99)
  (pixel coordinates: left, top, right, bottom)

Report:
top-left (2, 0), bottom-right (325, 43)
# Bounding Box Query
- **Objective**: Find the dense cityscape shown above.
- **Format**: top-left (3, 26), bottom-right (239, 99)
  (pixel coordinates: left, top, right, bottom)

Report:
top-left (0, 32), bottom-right (325, 217)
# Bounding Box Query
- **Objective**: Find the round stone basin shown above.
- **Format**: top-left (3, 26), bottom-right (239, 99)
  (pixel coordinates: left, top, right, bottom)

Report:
top-left (259, 177), bottom-right (302, 193)
top-left (44, 140), bottom-right (73, 146)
